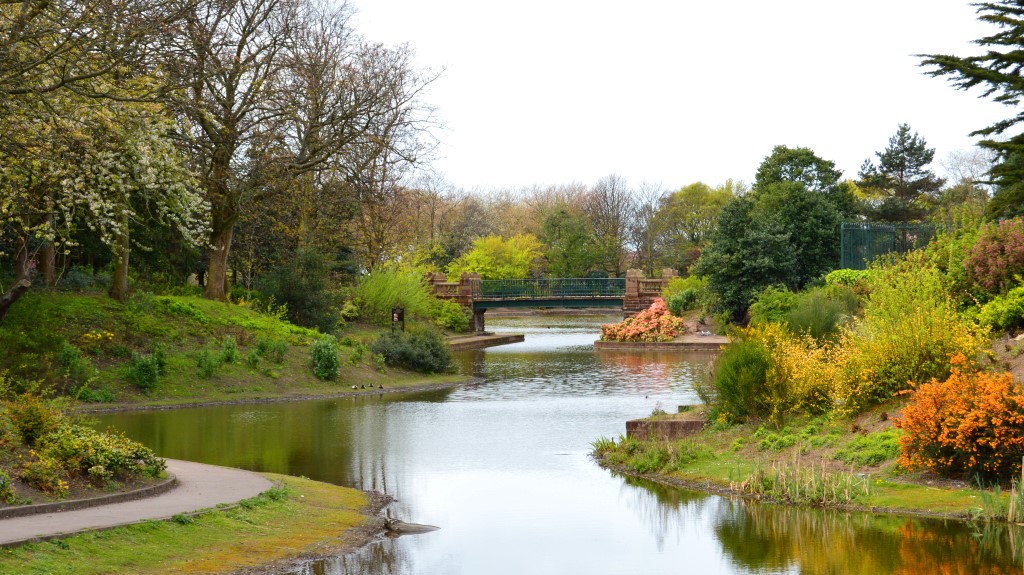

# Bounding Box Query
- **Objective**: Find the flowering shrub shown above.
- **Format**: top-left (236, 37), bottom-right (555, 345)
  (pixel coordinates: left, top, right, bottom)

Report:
top-left (39, 424), bottom-right (165, 481)
top-left (966, 217), bottom-right (1024, 294)
top-left (19, 451), bottom-right (69, 498)
top-left (895, 356), bottom-right (1024, 481)
top-left (600, 299), bottom-right (687, 342)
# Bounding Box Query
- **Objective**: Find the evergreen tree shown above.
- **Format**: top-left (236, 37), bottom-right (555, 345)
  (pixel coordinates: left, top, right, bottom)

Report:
top-left (754, 145), bottom-right (856, 218)
top-left (920, 1), bottom-right (1024, 219)
top-left (857, 124), bottom-right (945, 222)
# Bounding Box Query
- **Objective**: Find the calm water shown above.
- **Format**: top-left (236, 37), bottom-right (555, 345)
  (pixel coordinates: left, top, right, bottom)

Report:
top-left (96, 316), bottom-right (1022, 574)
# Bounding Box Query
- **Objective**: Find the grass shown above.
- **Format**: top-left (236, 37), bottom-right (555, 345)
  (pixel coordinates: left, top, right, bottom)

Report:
top-left (0, 291), bottom-right (469, 407)
top-left (0, 474), bottom-right (374, 575)
top-left (592, 406), bottom-right (1022, 521)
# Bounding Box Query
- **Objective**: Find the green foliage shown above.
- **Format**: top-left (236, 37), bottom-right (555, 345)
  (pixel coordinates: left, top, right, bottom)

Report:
top-left (6, 394), bottom-right (65, 447)
top-left (245, 350), bottom-right (261, 369)
top-left (256, 248), bottom-right (339, 332)
top-left (786, 287), bottom-right (856, 341)
top-left (979, 285), bottom-right (1024, 332)
top-left (541, 209), bottom-right (601, 277)
top-left (663, 275), bottom-right (711, 316)
top-left (628, 446), bottom-right (670, 474)
top-left (221, 336), bottom-right (238, 363)
top-left (710, 338), bottom-right (771, 422)
top-left (195, 350), bottom-right (222, 379)
top-left (825, 269), bottom-right (870, 288)
top-left (431, 299), bottom-right (470, 333)
top-left (19, 451), bottom-right (68, 497)
top-left (754, 145), bottom-right (855, 218)
top-left (39, 424), bottom-right (166, 480)
top-left (753, 426), bottom-right (798, 451)
top-left (370, 327), bottom-right (455, 374)
top-left (56, 343), bottom-right (97, 387)
top-left (126, 290), bottom-right (155, 314)
top-left (125, 353), bottom-right (160, 391)
top-left (157, 297), bottom-right (210, 324)
top-left (446, 234), bottom-right (543, 279)
top-left (352, 267), bottom-right (437, 326)
top-left (833, 429), bottom-right (901, 466)
top-left (857, 124), bottom-right (944, 222)
top-left (256, 339), bottom-right (288, 364)
top-left (656, 181), bottom-right (735, 270)
top-left (310, 336), bottom-right (340, 381)
top-left (0, 469), bottom-right (17, 504)
top-left (749, 286), bottom-right (797, 326)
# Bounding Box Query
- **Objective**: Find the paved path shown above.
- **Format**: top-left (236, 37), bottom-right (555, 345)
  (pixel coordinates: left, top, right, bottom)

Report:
top-left (0, 459), bottom-right (273, 546)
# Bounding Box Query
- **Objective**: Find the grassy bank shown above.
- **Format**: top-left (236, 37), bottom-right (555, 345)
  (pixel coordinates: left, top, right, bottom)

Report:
top-left (594, 404), bottom-right (1024, 521)
top-left (0, 474), bottom-right (382, 574)
top-left (0, 291), bottom-right (468, 409)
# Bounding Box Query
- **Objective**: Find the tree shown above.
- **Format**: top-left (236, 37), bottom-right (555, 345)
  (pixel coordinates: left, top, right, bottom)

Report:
top-left (857, 124), bottom-right (945, 222)
top-left (445, 234), bottom-right (543, 280)
top-left (584, 174), bottom-right (635, 276)
top-left (693, 197), bottom-right (795, 319)
top-left (541, 208), bottom-right (600, 277)
top-left (919, 2), bottom-right (1024, 220)
top-left (656, 181), bottom-right (734, 272)
top-left (162, 0), bottom-right (299, 300)
top-left (754, 145), bottom-right (855, 218)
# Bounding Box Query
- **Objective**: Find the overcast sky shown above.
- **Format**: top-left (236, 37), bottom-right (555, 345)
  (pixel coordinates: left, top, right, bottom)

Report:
top-left (352, 0), bottom-right (1010, 192)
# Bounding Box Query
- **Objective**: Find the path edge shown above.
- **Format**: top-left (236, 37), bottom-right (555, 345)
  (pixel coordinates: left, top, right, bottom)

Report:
top-left (0, 474), bottom-right (178, 521)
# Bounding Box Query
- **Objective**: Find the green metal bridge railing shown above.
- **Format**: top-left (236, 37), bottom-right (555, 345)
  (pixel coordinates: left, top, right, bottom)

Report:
top-left (476, 278), bottom-right (627, 300)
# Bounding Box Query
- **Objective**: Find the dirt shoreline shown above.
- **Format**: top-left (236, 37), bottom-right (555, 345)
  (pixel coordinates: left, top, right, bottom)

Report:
top-left (598, 458), bottom-right (976, 523)
top-left (77, 376), bottom-right (482, 414)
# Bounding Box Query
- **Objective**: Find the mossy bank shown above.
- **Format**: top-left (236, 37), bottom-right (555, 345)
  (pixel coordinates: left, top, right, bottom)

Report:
top-left (0, 291), bottom-right (470, 410)
top-left (0, 474), bottom-right (385, 574)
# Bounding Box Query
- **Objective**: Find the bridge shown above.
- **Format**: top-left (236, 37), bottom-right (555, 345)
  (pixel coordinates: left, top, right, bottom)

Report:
top-left (427, 269), bottom-right (678, 332)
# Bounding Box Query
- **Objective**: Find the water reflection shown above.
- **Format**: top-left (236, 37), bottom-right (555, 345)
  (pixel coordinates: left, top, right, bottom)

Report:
top-left (94, 315), bottom-right (1024, 574)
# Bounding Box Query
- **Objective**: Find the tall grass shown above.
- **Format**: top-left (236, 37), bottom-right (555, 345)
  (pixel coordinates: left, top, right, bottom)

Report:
top-left (733, 457), bottom-right (871, 506)
top-left (352, 267), bottom-right (437, 326)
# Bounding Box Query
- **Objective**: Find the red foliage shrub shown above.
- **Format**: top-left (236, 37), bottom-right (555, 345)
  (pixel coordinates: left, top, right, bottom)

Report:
top-left (600, 298), bottom-right (687, 342)
top-left (894, 355), bottom-right (1024, 481)
top-left (966, 217), bottom-right (1024, 294)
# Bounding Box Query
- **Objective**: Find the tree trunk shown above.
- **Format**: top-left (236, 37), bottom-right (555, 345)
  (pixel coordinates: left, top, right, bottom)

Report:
top-left (14, 238), bottom-right (30, 282)
top-left (204, 225), bottom-right (234, 300)
top-left (41, 242), bottom-right (57, 287)
top-left (109, 228), bottom-right (130, 303)
top-left (0, 279), bottom-right (31, 323)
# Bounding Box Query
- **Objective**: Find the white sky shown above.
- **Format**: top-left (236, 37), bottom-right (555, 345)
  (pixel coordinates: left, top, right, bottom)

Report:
top-left (352, 0), bottom-right (1010, 192)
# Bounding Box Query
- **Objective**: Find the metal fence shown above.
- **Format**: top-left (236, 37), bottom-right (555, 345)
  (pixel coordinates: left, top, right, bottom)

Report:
top-left (840, 222), bottom-right (936, 270)
top-left (477, 278), bottom-right (627, 300)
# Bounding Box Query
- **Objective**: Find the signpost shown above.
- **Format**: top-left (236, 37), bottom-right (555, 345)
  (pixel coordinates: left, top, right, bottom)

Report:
top-left (391, 306), bottom-right (405, 333)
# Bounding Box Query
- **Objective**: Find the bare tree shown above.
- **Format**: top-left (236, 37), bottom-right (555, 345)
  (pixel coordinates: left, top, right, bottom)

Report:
top-left (584, 174), bottom-right (635, 276)
top-left (629, 182), bottom-right (665, 276)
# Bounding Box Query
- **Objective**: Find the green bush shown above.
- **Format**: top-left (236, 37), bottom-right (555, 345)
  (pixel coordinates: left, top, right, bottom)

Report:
top-left (0, 469), bottom-right (18, 504)
top-left (222, 335), bottom-right (238, 363)
top-left (196, 349), bottom-right (222, 378)
top-left (979, 285), bottom-right (1024, 332)
top-left (352, 267), bottom-right (437, 326)
top-left (711, 338), bottom-right (771, 422)
top-left (126, 353), bottom-right (160, 391)
top-left (665, 288), bottom-right (699, 316)
top-left (786, 287), bottom-right (856, 341)
top-left (749, 285), bottom-right (797, 325)
top-left (40, 424), bottom-right (165, 480)
top-left (370, 327), bottom-right (455, 374)
top-left (824, 269), bottom-right (870, 287)
top-left (245, 350), bottom-right (260, 369)
top-left (6, 394), bottom-right (65, 447)
top-left (628, 446), bottom-right (670, 474)
top-left (432, 299), bottom-right (470, 332)
top-left (126, 290), bottom-right (155, 314)
top-left (56, 343), bottom-right (97, 387)
top-left (157, 297), bottom-right (210, 324)
top-left (310, 336), bottom-right (340, 381)
top-left (256, 339), bottom-right (288, 363)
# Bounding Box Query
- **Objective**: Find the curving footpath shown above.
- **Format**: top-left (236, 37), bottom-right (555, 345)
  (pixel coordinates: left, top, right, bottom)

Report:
top-left (0, 459), bottom-right (273, 547)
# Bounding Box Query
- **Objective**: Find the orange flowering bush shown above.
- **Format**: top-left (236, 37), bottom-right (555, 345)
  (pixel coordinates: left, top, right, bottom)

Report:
top-left (600, 299), bottom-right (687, 342)
top-left (895, 356), bottom-right (1024, 481)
